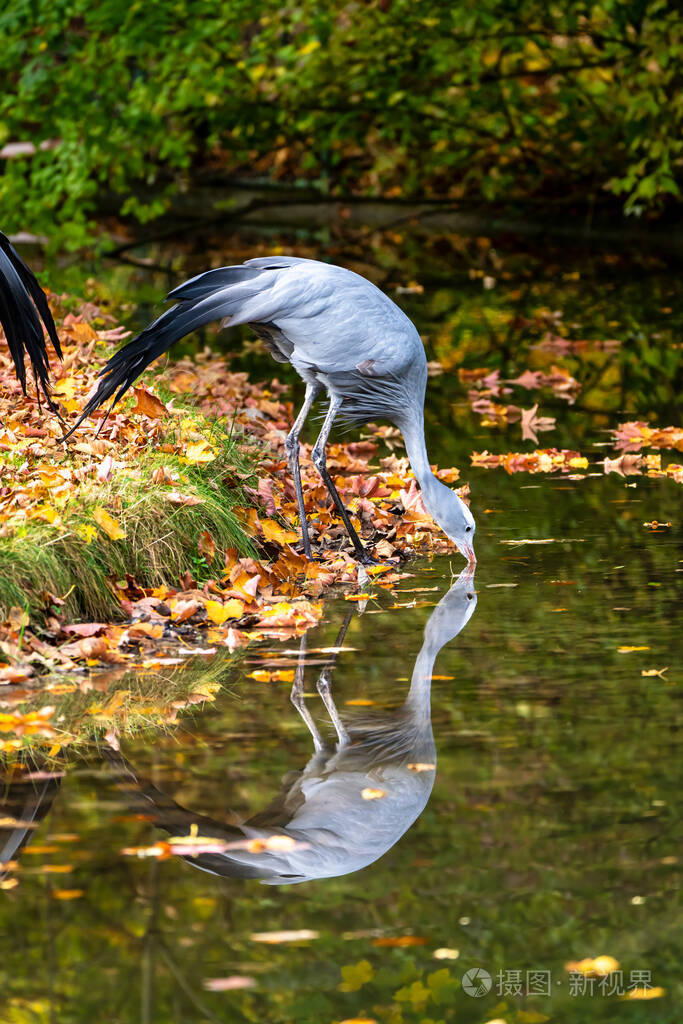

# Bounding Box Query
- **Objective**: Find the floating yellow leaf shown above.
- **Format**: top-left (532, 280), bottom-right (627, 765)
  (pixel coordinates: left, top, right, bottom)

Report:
top-left (361, 787), bottom-right (386, 800)
top-left (565, 955), bottom-right (620, 976)
top-left (246, 835), bottom-right (298, 853)
top-left (373, 935), bottom-right (427, 947)
top-left (337, 1019), bottom-right (377, 1024)
top-left (246, 668), bottom-right (295, 683)
top-left (93, 508), bottom-right (126, 541)
top-left (618, 645), bottom-right (650, 653)
top-left (623, 987), bottom-right (665, 1000)
top-left (204, 977), bottom-right (256, 992)
top-left (249, 929), bottom-right (319, 943)
top-left (121, 843), bottom-right (172, 860)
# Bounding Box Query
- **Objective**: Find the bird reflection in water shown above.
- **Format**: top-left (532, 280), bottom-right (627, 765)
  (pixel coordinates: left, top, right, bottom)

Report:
top-left (106, 566), bottom-right (477, 884)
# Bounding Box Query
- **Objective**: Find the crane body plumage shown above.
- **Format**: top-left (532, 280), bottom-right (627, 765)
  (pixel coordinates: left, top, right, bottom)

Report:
top-left (68, 256), bottom-right (475, 562)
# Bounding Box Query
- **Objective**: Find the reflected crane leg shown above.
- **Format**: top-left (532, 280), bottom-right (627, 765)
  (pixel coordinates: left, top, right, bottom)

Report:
top-left (290, 629), bottom-right (325, 752)
top-left (313, 611), bottom-right (353, 748)
top-left (316, 666), bottom-right (350, 748)
top-left (311, 394), bottom-right (376, 564)
top-left (285, 382), bottom-right (323, 560)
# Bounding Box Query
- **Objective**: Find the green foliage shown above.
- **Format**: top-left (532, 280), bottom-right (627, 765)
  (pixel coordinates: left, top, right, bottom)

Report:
top-left (0, 0), bottom-right (681, 249)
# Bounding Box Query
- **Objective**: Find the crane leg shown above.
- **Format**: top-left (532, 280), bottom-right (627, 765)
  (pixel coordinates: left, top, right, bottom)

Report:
top-left (311, 395), bottom-right (377, 565)
top-left (285, 382), bottom-right (323, 559)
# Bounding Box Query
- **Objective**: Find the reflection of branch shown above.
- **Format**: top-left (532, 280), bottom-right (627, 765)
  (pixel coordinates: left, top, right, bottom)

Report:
top-left (141, 860), bottom-right (159, 1024)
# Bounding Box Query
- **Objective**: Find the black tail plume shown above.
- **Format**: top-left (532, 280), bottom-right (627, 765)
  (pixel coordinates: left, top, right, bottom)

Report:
top-left (0, 232), bottom-right (62, 410)
top-left (64, 266), bottom-right (270, 439)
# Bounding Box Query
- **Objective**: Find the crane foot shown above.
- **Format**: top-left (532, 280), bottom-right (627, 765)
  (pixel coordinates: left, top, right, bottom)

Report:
top-left (354, 549), bottom-right (381, 567)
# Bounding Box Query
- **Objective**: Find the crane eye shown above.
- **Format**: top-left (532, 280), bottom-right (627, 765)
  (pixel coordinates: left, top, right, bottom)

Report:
top-left (465, 525), bottom-right (472, 532)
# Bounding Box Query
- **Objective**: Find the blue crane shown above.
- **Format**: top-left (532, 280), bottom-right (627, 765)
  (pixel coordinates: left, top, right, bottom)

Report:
top-left (66, 256), bottom-right (476, 563)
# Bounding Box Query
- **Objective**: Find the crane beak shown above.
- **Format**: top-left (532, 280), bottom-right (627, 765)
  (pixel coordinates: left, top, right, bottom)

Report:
top-left (460, 543), bottom-right (476, 566)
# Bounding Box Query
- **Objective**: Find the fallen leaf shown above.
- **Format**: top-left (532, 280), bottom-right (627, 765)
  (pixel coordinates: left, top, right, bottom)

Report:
top-left (97, 455), bottom-right (113, 482)
top-left (131, 386), bottom-right (168, 419)
top-left (198, 530), bottom-right (216, 563)
top-left (184, 441), bottom-right (216, 464)
top-left (93, 508), bottom-right (126, 541)
top-left (165, 491), bottom-right (203, 506)
top-left (62, 623), bottom-right (107, 638)
top-left (66, 321), bottom-right (98, 344)
top-left (261, 518), bottom-right (299, 545)
top-left (0, 665), bottom-right (34, 683)
top-left (172, 599), bottom-right (200, 623)
top-left (205, 599), bottom-right (244, 625)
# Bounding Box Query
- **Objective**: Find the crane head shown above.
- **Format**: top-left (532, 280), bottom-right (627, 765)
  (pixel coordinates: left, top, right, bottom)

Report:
top-left (428, 481), bottom-right (476, 564)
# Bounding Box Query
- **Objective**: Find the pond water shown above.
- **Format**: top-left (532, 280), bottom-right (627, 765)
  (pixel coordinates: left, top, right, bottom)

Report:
top-left (1, 230), bottom-right (680, 1022)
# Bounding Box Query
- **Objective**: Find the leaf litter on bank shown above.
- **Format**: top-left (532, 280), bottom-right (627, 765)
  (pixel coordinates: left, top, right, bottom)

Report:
top-left (0, 291), bottom-right (471, 755)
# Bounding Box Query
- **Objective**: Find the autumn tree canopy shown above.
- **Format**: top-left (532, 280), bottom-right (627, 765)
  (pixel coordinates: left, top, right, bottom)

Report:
top-left (0, 0), bottom-right (681, 247)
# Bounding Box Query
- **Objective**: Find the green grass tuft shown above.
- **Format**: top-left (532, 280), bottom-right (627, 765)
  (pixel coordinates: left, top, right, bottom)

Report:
top-left (0, 414), bottom-right (260, 623)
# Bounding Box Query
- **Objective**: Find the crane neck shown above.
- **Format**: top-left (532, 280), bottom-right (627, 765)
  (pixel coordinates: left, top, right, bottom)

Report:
top-left (403, 644), bottom-right (437, 719)
top-left (398, 413), bottom-right (440, 507)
